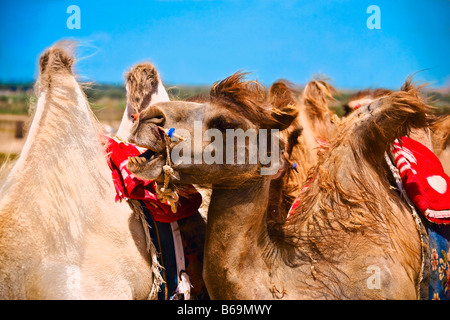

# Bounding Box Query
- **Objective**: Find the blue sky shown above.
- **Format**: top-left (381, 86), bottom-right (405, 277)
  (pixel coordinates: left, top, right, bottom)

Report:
top-left (0, 0), bottom-right (449, 89)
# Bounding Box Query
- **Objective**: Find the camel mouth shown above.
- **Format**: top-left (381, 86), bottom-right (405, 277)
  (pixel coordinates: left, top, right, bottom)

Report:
top-left (130, 148), bottom-right (158, 165)
top-left (127, 148), bottom-right (166, 180)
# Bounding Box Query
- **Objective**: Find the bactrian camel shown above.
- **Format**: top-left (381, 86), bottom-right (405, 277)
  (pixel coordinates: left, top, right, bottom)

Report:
top-left (0, 45), bottom-right (162, 299)
top-left (128, 72), bottom-right (432, 299)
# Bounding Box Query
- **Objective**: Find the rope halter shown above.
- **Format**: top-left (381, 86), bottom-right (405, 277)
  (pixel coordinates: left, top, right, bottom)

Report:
top-left (155, 128), bottom-right (185, 213)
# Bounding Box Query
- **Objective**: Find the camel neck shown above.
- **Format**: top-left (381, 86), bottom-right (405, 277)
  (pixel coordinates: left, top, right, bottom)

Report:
top-left (203, 178), bottom-right (275, 299)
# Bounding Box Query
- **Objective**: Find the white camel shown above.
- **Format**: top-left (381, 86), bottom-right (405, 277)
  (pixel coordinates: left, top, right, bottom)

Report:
top-left (0, 44), bottom-right (162, 299)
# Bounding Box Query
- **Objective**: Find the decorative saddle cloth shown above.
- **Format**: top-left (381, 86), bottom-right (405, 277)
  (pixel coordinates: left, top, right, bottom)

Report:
top-left (391, 137), bottom-right (450, 225)
top-left (390, 137), bottom-right (450, 300)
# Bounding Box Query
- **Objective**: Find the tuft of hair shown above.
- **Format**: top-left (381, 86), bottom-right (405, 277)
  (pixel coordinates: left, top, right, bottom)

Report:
top-left (125, 63), bottom-right (160, 113)
top-left (210, 72), bottom-right (274, 128)
top-left (302, 80), bottom-right (336, 122)
top-left (400, 75), bottom-right (429, 98)
top-left (269, 80), bottom-right (300, 130)
top-left (431, 114), bottom-right (450, 155)
top-left (35, 41), bottom-right (79, 99)
top-left (39, 42), bottom-right (75, 75)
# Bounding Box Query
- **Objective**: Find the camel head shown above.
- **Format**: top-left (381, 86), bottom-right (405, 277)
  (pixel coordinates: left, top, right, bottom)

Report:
top-left (342, 88), bottom-right (392, 116)
top-left (341, 79), bottom-right (439, 152)
top-left (127, 72), bottom-right (298, 185)
top-left (336, 87), bottom-right (433, 168)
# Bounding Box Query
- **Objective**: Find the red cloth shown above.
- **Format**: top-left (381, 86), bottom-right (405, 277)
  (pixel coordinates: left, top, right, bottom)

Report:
top-left (287, 183), bottom-right (308, 219)
top-left (391, 137), bottom-right (450, 224)
top-left (103, 136), bottom-right (201, 223)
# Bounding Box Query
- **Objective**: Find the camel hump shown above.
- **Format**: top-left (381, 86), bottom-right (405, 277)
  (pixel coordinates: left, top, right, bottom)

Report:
top-left (269, 80), bottom-right (299, 110)
top-left (125, 62), bottom-right (161, 111)
top-left (125, 63), bottom-right (159, 83)
top-left (302, 79), bottom-right (336, 121)
top-left (39, 45), bottom-right (74, 75)
top-left (269, 80), bottom-right (300, 129)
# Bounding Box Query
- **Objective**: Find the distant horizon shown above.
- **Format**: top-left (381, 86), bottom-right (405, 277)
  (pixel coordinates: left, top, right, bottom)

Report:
top-left (1, 77), bottom-right (448, 92)
top-left (0, 78), bottom-right (449, 91)
top-left (1, 1), bottom-right (448, 90)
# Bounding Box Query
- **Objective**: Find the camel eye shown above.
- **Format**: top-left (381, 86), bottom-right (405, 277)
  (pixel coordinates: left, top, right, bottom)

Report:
top-left (208, 115), bottom-right (240, 132)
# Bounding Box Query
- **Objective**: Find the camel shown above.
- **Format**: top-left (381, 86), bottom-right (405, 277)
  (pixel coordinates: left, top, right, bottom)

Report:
top-left (116, 62), bottom-right (170, 141)
top-left (0, 44), bottom-right (162, 299)
top-left (119, 66), bottom-right (338, 295)
top-left (127, 72), bottom-right (433, 299)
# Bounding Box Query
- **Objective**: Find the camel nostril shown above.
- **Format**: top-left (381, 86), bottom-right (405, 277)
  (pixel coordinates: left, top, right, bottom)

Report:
top-left (139, 106), bottom-right (166, 127)
top-left (150, 115), bottom-right (165, 125)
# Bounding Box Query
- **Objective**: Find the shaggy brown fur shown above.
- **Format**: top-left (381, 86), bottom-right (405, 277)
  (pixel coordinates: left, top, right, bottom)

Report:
top-left (430, 115), bottom-right (450, 175)
top-left (432, 115), bottom-right (450, 154)
top-left (276, 79), bottom-right (339, 217)
top-left (267, 81), bottom-right (302, 222)
top-left (343, 79), bottom-right (448, 175)
top-left (270, 90), bottom-right (431, 298)
top-left (210, 72), bottom-right (299, 131)
top-left (302, 80), bottom-right (336, 121)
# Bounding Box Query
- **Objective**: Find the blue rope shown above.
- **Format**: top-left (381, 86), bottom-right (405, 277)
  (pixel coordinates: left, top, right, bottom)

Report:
top-left (167, 128), bottom-right (175, 138)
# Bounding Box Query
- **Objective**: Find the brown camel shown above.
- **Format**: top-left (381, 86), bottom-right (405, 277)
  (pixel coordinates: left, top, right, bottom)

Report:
top-left (127, 72), bottom-right (432, 299)
top-left (0, 44), bottom-right (162, 299)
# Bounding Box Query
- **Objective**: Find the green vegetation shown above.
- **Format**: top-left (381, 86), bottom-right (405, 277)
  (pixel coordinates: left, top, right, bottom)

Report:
top-left (0, 152), bottom-right (18, 164)
top-left (0, 82), bottom-right (449, 120)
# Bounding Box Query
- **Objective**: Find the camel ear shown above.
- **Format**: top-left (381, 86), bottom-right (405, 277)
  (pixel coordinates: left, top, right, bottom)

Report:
top-left (125, 63), bottom-right (160, 113)
top-left (302, 80), bottom-right (336, 122)
top-left (269, 80), bottom-right (299, 130)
